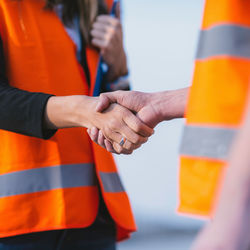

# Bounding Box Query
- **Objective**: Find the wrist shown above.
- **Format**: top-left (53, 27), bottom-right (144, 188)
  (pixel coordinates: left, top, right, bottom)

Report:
top-left (71, 96), bottom-right (98, 128)
top-left (151, 88), bottom-right (189, 121)
top-left (45, 95), bottom-right (98, 129)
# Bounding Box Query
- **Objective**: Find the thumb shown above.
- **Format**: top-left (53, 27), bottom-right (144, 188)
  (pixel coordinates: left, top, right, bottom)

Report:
top-left (96, 93), bottom-right (117, 112)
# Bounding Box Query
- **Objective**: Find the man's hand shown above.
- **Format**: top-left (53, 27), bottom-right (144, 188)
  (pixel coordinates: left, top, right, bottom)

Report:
top-left (88, 91), bottom-right (160, 154)
top-left (96, 90), bottom-right (164, 128)
top-left (88, 88), bottom-right (189, 154)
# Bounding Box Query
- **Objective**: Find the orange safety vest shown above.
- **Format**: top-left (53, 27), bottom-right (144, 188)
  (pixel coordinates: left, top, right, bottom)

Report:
top-left (0, 0), bottom-right (136, 240)
top-left (178, 0), bottom-right (250, 217)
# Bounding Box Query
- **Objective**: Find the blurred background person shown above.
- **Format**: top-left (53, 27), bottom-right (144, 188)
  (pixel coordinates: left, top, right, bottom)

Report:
top-left (0, 0), bottom-right (153, 249)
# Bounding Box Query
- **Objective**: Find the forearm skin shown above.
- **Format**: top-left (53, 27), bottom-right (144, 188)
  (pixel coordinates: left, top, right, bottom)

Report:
top-left (151, 87), bottom-right (189, 122)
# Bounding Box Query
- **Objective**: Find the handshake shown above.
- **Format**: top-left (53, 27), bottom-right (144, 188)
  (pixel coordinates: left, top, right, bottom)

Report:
top-left (87, 88), bottom-right (188, 154)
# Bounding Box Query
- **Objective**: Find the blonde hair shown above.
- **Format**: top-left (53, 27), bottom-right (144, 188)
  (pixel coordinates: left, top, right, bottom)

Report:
top-left (46, 0), bottom-right (108, 44)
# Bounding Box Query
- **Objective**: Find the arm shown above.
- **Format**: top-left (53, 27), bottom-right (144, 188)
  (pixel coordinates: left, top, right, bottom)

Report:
top-left (0, 37), bottom-right (153, 148)
top-left (192, 93), bottom-right (250, 250)
top-left (0, 37), bottom-right (56, 139)
top-left (96, 88), bottom-right (189, 127)
top-left (45, 95), bottom-right (153, 154)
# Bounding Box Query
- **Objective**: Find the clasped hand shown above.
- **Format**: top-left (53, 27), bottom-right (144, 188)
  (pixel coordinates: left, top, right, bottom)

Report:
top-left (88, 91), bottom-right (164, 154)
top-left (88, 100), bottom-right (154, 154)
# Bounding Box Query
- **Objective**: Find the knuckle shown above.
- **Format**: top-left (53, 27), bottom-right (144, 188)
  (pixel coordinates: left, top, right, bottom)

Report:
top-left (120, 109), bottom-right (128, 118)
top-left (102, 127), bottom-right (111, 139)
top-left (108, 119), bottom-right (118, 130)
top-left (134, 122), bottom-right (143, 133)
top-left (99, 93), bottom-right (106, 100)
top-left (127, 145), bottom-right (134, 151)
top-left (133, 135), bottom-right (141, 145)
top-left (126, 141), bottom-right (134, 151)
top-left (132, 135), bottom-right (140, 145)
top-left (97, 137), bottom-right (103, 145)
top-left (114, 145), bottom-right (122, 154)
top-left (122, 108), bottom-right (131, 118)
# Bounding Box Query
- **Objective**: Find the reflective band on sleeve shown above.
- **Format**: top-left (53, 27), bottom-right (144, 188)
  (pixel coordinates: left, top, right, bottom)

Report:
top-left (180, 125), bottom-right (237, 160)
top-left (196, 24), bottom-right (250, 60)
top-left (99, 172), bottom-right (125, 193)
top-left (0, 163), bottom-right (96, 198)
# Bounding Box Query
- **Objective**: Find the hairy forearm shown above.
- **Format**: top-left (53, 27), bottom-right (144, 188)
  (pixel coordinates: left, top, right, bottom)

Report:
top-left (44, 95), bottom-right (97, 130)
top-left (151, 87), bottom-right (189, 121)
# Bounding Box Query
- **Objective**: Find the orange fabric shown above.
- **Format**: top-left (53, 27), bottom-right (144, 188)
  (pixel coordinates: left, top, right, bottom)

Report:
top-left (91, 143), bottom-right (137, 232)
top-left (202, 0), bottom-right (250, 29)
top-left (178, 158), bottom-right (224, 217)
top-left (0, 0), bottom-right (136, 239)
top-left (178, 0), bottom-right (250, 217)
top-left (187, 59), bottom-right (250, 126)
top-left (0, 187), bottom-right (99, 238)
top-left (106, 0), bottom-right (115, 12)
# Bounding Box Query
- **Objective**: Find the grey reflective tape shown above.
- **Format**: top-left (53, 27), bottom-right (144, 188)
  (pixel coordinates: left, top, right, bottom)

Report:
top-left (0, 163), bottom-right (96, 198)
top-left (196, 24), bottom-right (250, 60)
top-left (99, 172), bottom-right (125, 193)
top-left (180, 125), bottom-right (237, 160)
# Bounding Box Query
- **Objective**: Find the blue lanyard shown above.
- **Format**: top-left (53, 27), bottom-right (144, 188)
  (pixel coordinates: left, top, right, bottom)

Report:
top-left (92, 0), bottom-right (119, 96)
top-left (110, 0), bottom-right (119, 17)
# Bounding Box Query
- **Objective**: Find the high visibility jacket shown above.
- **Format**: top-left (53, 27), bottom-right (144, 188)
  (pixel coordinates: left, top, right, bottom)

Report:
top-left (0, 0), bottom-right (136, 240)
top-left (179, 0), bottom-right (250, 217)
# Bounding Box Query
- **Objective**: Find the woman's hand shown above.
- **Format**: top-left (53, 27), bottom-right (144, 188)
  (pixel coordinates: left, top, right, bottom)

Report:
top-left (45, 95), bottom-right (153, 154)
top-left (86, 102), bottom-right (153, 154)
top-left (91, 4), bottom-right (128, 81)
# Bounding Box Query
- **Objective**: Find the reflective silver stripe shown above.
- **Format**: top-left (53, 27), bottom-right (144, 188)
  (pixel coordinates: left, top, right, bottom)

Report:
top-left (99, 172), bottom-right (125, 193)
top-left (180, 125), bottom-right (237, 160)
top-left (0, 163), bottom-right (96, 198)
top-left (196, 24), bottom-right (250, 60)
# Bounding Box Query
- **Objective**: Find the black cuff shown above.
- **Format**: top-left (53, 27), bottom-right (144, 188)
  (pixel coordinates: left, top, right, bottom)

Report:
top-left (36, 94), bottom-right (58, 139)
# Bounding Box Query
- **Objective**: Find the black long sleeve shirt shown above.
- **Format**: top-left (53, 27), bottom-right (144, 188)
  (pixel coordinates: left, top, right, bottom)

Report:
top-left (0, 37), bottom-right (56, 139)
